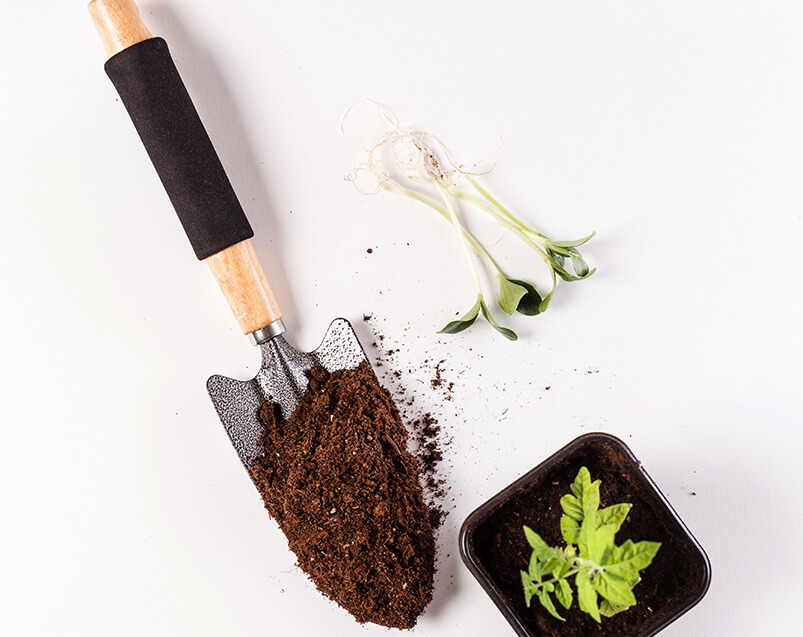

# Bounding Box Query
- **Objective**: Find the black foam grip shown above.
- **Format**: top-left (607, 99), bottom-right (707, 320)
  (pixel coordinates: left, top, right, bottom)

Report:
top-left (105, 37), bottom-right (253, 260)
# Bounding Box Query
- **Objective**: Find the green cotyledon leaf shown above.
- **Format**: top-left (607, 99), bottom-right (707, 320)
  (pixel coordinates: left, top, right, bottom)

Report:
top-left (507, 278), bottom-right (542, 316)
top-left (567, 247), bottom-right (590, 277)
top-left (497, 276), bottom-right (529, 315)
top-left (438, 298), bottom-right (481, 334)
top-left (553, 259), bottom-right (596, 282)
top-left (479, 299), bottom-right (518, 340)
top-left (548, 248), bottom-right (565, 269)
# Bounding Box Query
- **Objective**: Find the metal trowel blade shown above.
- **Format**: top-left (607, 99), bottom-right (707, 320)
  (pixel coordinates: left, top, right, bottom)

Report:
top-left (206, 318), bottom-right (368, 470)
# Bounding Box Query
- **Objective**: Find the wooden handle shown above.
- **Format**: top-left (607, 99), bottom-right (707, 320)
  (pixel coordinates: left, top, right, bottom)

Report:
top-left (90, 0), bottom-right (283, 336)
top-left (206, 240), bottom-right (282, 334)
top-left (88, 0), bottom-right (152, 57)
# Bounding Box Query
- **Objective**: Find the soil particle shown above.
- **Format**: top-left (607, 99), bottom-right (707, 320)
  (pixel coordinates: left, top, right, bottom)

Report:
top-left (430, 359), bottom-right (454, 393)
top-left (362, 313), bottom-right (454, 526)
top-left (249, 361), bottom-right (435, 629)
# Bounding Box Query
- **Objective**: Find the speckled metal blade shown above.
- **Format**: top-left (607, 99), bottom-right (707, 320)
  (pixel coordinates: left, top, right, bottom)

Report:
top-left (206, 318), bottom-right (368, 470)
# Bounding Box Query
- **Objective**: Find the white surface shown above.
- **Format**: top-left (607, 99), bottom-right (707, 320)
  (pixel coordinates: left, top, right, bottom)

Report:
top-left (2, 1), bottom-right (801, 635)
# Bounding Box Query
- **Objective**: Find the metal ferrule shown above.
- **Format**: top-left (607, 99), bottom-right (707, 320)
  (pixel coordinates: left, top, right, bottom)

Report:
top-left (247, 319), bottom-right (286, 346)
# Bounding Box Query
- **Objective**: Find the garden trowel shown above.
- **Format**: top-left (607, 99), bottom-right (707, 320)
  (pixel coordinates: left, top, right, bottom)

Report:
top-left (89, 0), bottom-right (368, 469)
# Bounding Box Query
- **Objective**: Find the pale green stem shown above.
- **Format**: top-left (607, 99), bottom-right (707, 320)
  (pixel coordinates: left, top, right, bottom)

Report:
top-left (381, 182), bottom-right (505, 278)
top-left (530, 558), bottom-right (604, 592)
top-left (470, 178), bottom-right (594, 248)
top-left (452, 189), bottom-right (558, 298)
top-left (433, 180), bottom-right (484, 294)
top-left (453, 190), bottom-right (526, 235)
top-left (469, 177), bottom-right (542, 235)
top-left (531, 567), bottom-right (582, 592)
top-left (454, 191), bottom-right (554, 260)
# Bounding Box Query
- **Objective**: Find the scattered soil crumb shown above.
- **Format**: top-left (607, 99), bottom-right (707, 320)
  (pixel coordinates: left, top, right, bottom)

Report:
top-left (361, 313), bottom-right (456, 527)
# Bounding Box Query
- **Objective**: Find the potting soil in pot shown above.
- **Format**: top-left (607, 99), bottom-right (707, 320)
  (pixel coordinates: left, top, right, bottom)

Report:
top-left (471, 440), bottom-right (708, 636)
top-left (249, 360), bottom-right (436, 629)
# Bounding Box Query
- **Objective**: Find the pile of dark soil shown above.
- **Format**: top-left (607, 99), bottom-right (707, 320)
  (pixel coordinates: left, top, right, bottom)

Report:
top-left (249, 361), bottom-right (436, 629)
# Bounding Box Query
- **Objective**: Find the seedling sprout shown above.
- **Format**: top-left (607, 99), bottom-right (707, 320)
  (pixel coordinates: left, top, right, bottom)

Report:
top-left (521, 467), bottom-right (661, 622)
top-left (344, 100), bottom-right (595, 340)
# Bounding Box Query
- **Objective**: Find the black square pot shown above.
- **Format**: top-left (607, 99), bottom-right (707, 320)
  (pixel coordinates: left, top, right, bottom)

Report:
top-left (459, 433), bottom-right (711, 637)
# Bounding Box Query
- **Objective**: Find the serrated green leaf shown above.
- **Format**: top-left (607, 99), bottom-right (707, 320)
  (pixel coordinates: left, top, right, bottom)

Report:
top-left (519, 465), bottom-right (659, 625)
top-left (522, 572), bottom-right (538, 608)
top-left (479, 299), bottom-right (518, 340)
top-left (438, 298), bottom-right (481, 334)
top-left (542, 555), bottom-right (562, 576)
top-left (560, 494), bottom-right (584, 521)
top-left (555, 579), bottom-right (573, 610)
top-left (607, 540), bottom-right (661, 579)
top-left (578, 508), bottom-right (597, 558)
top-left (593, 572), bottom-right (637, 608)
top-left (528, 550), bottom-right (542, 582)
top-left (523, 526), bottom-right (550, 554)
top-left (583, 479), bottom-right (601, 516)
top-left (497, 277), bottom-right (529, 315)
top-left (507, 279), bottom-right (542, 316)
top-left (557, 548), bottom-right (574, 578)
top-left (597, 503), bottom-right (631, 533)
top-left (569, 468), bottom-right (600, 515)
top-left (600, 599), bottom-right (629, 618)
top-left (570, 467), bottom-right (591, 498)
top-left (560, 514), bottom-right (580, 546)
top-left (588, 523), bottom-right (617, 565)
top-left (538, 589), bottom-right (565, 621)
top-left (576, 571), bottom-right (601, 623)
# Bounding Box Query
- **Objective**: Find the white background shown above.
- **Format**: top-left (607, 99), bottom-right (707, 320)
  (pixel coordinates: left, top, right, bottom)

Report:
top-left (2, 1), bottom-right (801, 635)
